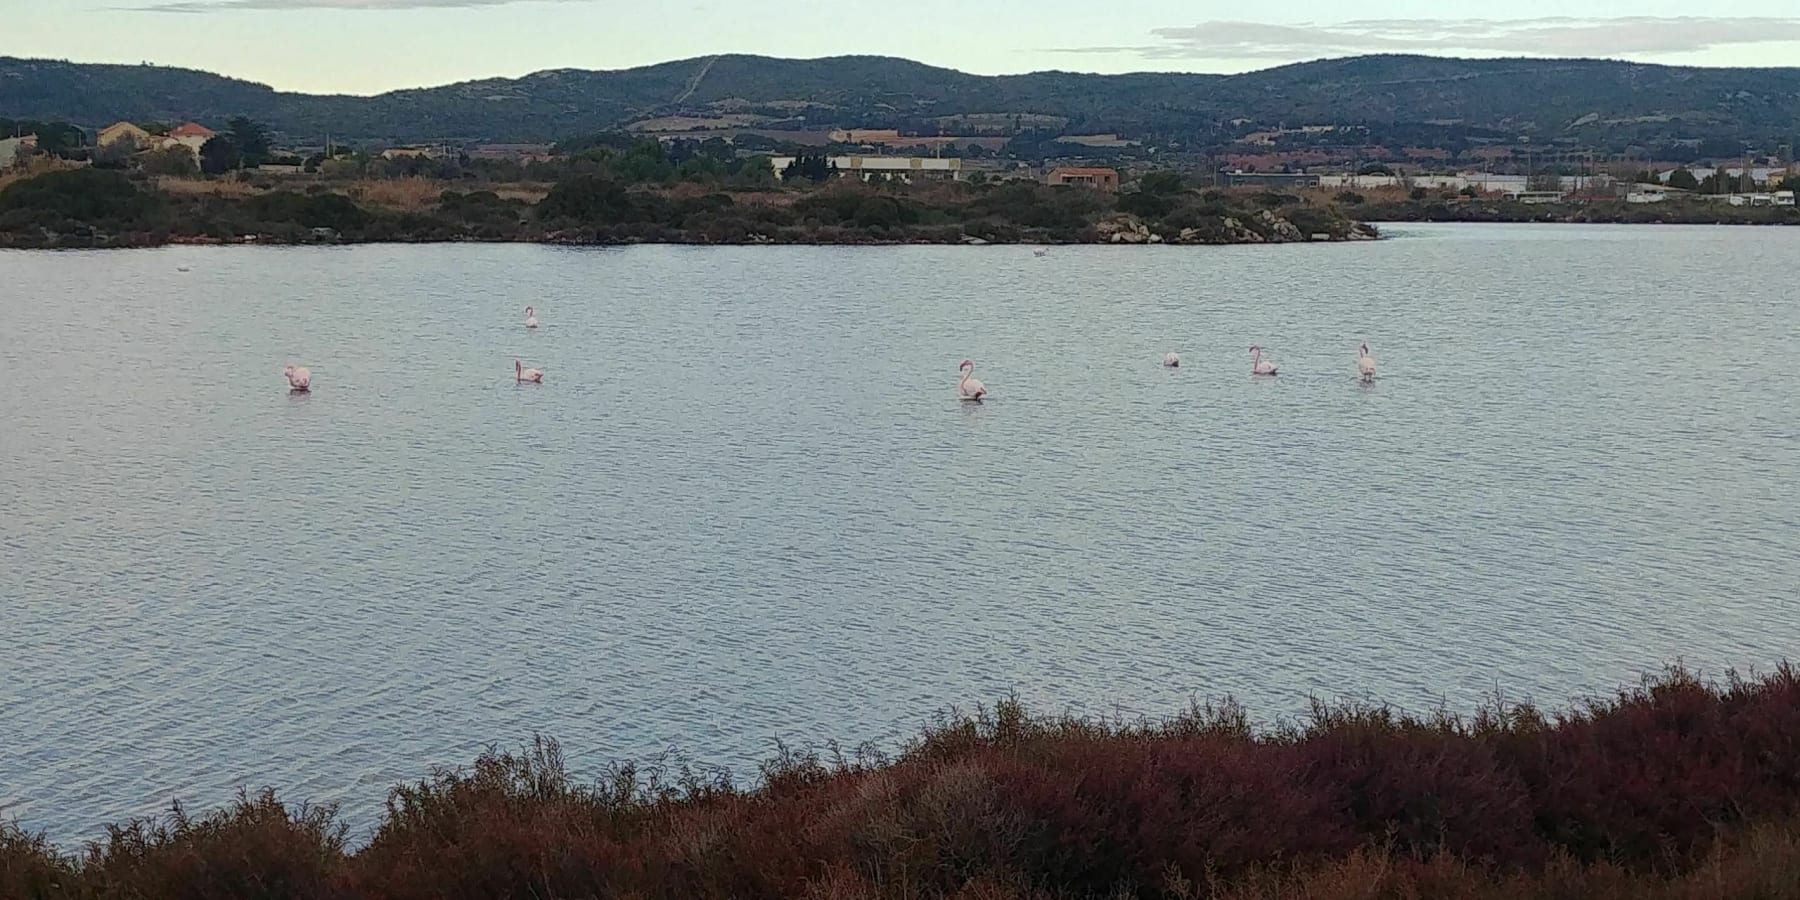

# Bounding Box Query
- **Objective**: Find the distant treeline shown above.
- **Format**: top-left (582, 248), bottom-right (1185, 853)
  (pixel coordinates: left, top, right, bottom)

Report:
top-left (0, 162), bottom-right (1369, 248)
top-left (5, 665), bottom-right (1800, 900)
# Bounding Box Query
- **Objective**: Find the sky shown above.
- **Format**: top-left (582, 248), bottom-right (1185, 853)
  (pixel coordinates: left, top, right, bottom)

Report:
top-left (9, 0), bottom-right (1800, 95)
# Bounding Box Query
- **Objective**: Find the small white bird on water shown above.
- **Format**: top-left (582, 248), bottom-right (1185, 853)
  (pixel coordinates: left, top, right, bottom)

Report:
top-left (957, 359), bottom-right (987, 401)
top-left (283, 365), bottom-right (311, 392)
top-left (524, 306), bottom-right (539, 329)
top-left (1250, 345), bottom-right (1279, 376)
top-left (1163, 352), bottom-right (1181, 368)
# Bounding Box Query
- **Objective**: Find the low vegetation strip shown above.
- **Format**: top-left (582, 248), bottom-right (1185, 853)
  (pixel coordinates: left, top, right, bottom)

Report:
top-left (0, 167), bottom-right (1372, 249)
top-left (5, 665), bottom-right (1799, 899)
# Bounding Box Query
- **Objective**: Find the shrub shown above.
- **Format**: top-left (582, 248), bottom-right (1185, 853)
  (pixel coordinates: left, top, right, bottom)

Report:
top-left (537, 175), bottom-right (638, 224)
top-left (79, 790), bottom-right (345, 900)
top-left (12, 668), bottom-right (1800, 898)
top-left (1116, 191), bottom-right (1175, 219)
top-left (0, 168), bottom-right (162, 229)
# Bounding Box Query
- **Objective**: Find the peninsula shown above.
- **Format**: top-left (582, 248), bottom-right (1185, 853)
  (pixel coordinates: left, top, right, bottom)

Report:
top-left (0, 159), bottom-right (1375, 250)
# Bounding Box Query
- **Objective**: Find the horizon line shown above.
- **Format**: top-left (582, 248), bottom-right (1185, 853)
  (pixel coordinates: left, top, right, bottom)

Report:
top-left (5, 49), bottom-right (1798, 99)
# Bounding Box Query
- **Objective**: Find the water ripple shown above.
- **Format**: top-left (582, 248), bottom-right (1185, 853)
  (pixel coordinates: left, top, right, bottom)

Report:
top-left (3, 226), bottom-right (1799, 843)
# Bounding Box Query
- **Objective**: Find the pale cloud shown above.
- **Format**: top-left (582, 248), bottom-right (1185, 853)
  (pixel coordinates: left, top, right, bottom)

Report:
top-left (131, 0), bottom-right (584, 11)
top-left (1054, 17), bottom-right (1800, 61)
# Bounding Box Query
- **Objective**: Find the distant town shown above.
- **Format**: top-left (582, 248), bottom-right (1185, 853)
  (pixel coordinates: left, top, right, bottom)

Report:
top-left (5, 114), bottom-right (1796, 211)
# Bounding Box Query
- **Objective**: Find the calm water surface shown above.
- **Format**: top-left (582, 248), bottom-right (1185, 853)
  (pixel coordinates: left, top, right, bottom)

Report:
top-left (4, 224), bottom-right (1798, 842)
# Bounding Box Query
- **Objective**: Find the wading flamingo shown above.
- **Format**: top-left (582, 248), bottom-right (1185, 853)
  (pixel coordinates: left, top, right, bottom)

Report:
top-left (283, 365), bottom-right (311, 392)
top-left (1250, 345), bottom-right (1279, 376)
top-left (1034, 247), bottom-right (1048, 258)
top-left (524, 306), bottom-right (539, 329)
top-left (1357, 343), bottom-right (1377, 382)
top-left (515, 360), bottom-right (544, 383)
top-left (1163, 352), bottom-right (1182, 368)
top-left (958, 359), bottom-right (987, 401)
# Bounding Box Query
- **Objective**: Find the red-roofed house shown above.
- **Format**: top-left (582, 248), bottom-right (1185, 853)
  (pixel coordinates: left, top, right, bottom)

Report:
top-left (162, 122), bottom-right (217, 155)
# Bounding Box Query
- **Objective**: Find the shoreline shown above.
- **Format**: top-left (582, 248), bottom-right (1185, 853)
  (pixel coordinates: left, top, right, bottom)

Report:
top-left (1349, 198), bottom-right (1800, 227)
top-left (4, 664), bottom-right (1796, 898)
top-left (2, 168), bottom-right (1379, 250)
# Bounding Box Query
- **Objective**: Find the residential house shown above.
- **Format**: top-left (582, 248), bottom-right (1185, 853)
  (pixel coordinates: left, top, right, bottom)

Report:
top-left (1216, 170), bottom-right (1319, 188)
top-left (1044, 166), bottom-right (1120, 191)
top-left (768, 155), bottom-right (964, 183)
top-left (97, 122), bottom-right (153, 149)
top-left (381, 146), bottom-right (443, 160)
top-left (0, 134), bottom-right (38, 168)
top-left (162, 122), bottom-right (217, 155)
top-left (470, 143), bottom-right (555, 162)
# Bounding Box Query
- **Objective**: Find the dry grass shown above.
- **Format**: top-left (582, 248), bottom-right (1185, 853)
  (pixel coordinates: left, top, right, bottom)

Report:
top-left (0, 157), bottom-right (82, 193)
top-left (489, 182), bottom-right (552, 204)
top-left (341, 177), bottom-right (443, 211)
top-left (332, 178), bottom-right (548, 210)
top-left (156, 176), bottom-right (262, 198)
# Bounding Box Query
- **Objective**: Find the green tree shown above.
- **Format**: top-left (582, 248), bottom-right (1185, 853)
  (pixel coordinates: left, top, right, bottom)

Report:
top-left (1118, 190), bottom-right (1175, 219)
top-left (853, 196), bottom-right (904, 229)
top-left (140, 147), bottom-right (199, 177)
top-left (92, 139), bottom-right (136, 169)
top-left (1136, 170), bottom-right (1184, 196)
top-left (1666, 168), bottom-right (1700, 191)
top-left (0, 119), bottom-right (86, 156)
top-left (537, 175), bottom-right (637, 224)
top-left (612, 139), bottom-right (674, 183)
top-left (198, 137), bottom-right (241, 175)
top-left (782, 154), bottom-right (835, 183)
top-left (227, 117), bottom-right (272, 167)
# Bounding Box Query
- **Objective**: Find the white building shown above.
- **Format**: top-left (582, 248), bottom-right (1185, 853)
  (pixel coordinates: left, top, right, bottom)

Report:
top-left (1316, 172), bottom-right (1611, 193)
top-left (769, 155), bottom-right (964, 183)
top-left (1660, 166), bottom-right (1785, 186)
top-left (0, 134), bottom-right (38, 168)
top-left (1716, 191), bottom-right (1797, 207)
top-left (162, 122), bottom-right (216, 155)
top-left (1626, 184), bottom-right (1692, 204)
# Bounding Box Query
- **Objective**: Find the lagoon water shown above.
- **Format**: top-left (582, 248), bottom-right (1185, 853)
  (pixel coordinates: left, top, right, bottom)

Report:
top-left (3, 224), bottom-right (1799, 843)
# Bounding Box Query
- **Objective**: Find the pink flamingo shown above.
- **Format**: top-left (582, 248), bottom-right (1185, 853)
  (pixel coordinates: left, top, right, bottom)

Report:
top-left (515, 360), bottom-right (544, 383)
top-left (958, 359), bottom-right (987, 400)
top-left (1163, 351), bottom-right (1181, 368)
top-left (524, 306), bottom-right (538, 329)
top-left (1357, 343), bottom-right (1377, 382)
top-left (1250, 345), bottom-right (1279, 376)
top-left (283, 365), bottom-right (311, 392)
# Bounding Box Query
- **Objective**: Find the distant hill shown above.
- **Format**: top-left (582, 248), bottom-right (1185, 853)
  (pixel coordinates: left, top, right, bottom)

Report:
top-left (4, 54), bottom-right (1799, 149)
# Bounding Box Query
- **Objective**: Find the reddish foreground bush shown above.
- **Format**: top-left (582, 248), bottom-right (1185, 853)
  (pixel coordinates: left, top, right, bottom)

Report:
top-left (5, 665), bottom-right (1799, 899)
